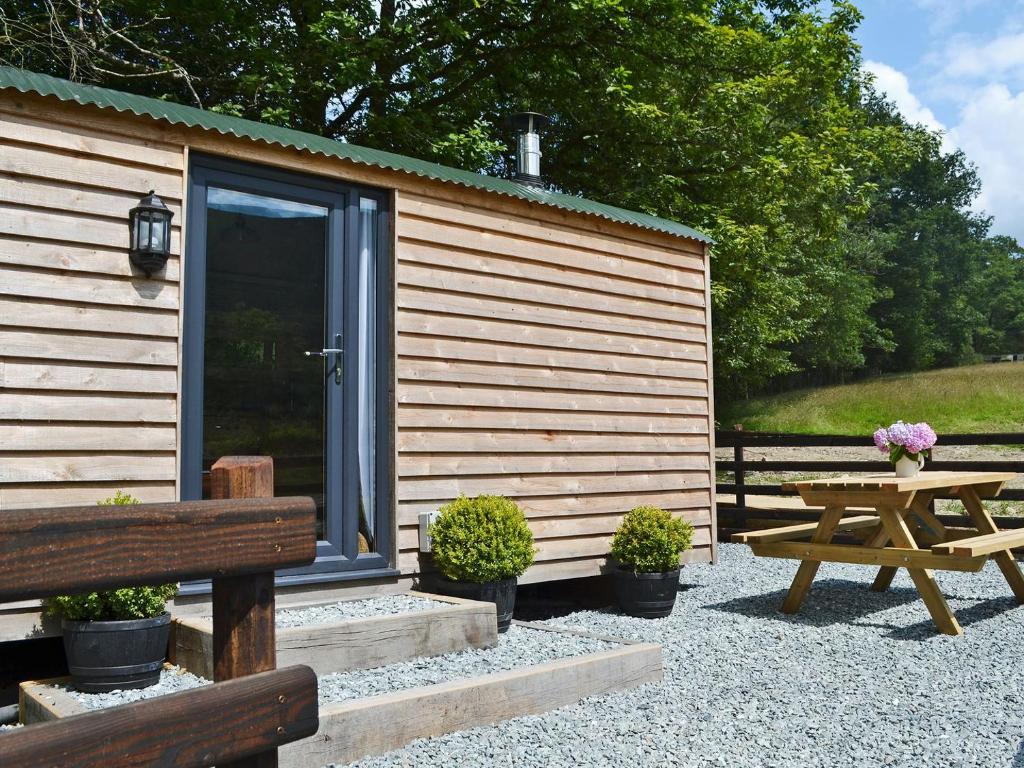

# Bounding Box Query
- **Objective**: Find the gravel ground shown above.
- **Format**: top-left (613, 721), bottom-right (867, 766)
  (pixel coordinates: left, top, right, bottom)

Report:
top-left (61, 666), bottom-right (208, 710)
top-left (277, 595), bottom-right (445, 628)
top-left (347, 544), bottom-right (1024, 768)
top-left (320, 624), bottom-right (617, 705)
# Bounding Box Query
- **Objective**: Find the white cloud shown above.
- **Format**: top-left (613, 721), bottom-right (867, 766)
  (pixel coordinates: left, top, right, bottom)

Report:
top-left (949, 84), bottom-right (1024, 240)
top-left (863, 59), bottom-right (1024, 240)
top-left (910, 0), bottom-right (1000, 33)
top-left (864, 60), bottom-right (948, 136)
top-left (860, 4), bottom-right (1024, 241)
top-left (944, 32), bottom-right (1024, 79)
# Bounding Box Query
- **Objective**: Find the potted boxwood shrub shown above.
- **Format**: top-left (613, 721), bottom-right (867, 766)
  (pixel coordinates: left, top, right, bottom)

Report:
top-left (46, 491), bottom-right (179, 692)
top-left (610, 505), bottom-right (694, 619)
top-left (428, 494), bottom-right (535, 633)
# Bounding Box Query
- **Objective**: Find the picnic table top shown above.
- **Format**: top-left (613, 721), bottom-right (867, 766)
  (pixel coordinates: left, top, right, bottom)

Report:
top-left (781, 470), bottom-right (1018, 494)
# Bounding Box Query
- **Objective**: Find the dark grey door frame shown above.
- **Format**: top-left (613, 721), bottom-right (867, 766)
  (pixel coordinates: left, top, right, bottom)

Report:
top-left (182, 153), bottom-right (395, 587)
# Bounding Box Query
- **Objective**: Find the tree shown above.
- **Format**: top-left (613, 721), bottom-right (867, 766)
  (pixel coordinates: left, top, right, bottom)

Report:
top-left (974, 237), bottom-right (1024, 356)
top-left (859, 94), bottom-right (1019, 373)
top-left (3, 0), bottom-right (1017, 400)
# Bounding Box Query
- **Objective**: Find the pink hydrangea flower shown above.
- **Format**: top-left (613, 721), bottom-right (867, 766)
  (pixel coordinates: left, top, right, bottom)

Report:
top-left (872, 421), bottom-right (937, 457)
top-left (905, 422), bottom-right (937, 455)
top-left (873, 427), bottom-right (889, 454)
top-left (887, 421), bottom-right (912, 447)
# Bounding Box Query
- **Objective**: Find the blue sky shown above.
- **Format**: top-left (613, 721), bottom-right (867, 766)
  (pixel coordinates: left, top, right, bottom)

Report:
top-left (851, 0), bottom-right (1024, 241)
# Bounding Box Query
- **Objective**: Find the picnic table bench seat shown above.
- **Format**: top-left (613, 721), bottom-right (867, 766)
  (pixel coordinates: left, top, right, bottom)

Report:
top-left (731, 515), bottom-right (881, 544)
top-left (932, 528), bottom-right (1024, 558)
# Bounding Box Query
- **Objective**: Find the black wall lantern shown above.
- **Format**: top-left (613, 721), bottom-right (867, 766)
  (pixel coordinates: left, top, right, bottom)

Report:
top-left (129, 190), bottom-right (173, 276)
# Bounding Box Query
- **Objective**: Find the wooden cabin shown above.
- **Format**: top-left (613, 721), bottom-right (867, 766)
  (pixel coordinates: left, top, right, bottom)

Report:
top-left (0, 67), bottom-right (716, 640)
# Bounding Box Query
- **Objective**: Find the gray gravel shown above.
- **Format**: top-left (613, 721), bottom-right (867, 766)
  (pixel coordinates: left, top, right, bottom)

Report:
top-left (320, 624), bottom-right (617, 705)
top-left (345, 543), bottom-right (1024, 768)
top-left (277, 595), bottom-right (444, 628)
top-left (61, 666), bottom-right (208, 710)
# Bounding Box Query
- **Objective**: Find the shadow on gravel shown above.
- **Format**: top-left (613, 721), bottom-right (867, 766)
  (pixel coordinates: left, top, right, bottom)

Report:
top-left (873, 596), bottom-right (1024, 641)
top-left (709, 579), bottom-right (1024, 639)
top-left (1013, 739), bottom-right (1024, 767)
top-left (515, 578), bottom-right (704, 622)
top-left (705, 579), bottom-right (920, 628)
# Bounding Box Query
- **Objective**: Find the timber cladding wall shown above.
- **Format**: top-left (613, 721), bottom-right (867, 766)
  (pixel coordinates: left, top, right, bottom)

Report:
top-left (392, 191), bottom-right (715, 581)
top-left (0, 105), bottom-right (182, 510)
top-left (0, 91), bottom-right (714, 588)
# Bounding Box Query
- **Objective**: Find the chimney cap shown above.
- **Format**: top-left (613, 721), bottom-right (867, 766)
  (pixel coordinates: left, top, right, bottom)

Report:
top-left (508, 112), bottom-right (550, 132)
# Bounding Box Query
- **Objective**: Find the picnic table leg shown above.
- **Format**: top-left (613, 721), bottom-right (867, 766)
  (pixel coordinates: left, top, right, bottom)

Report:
top-left (908, 494), bottom-right (945, 542)
top-left (870, 572), bottom-right (898, 593)
top-left (863, 520), bottom-right (898, 592)
top-left (781, 506), bottom-right (845, 614)
top-left (959, 486), bottom-right (1024, 603)
top-left (878, 507), bottom-right (962, 636)
top-left (870, 496), bottom-right (933, 592)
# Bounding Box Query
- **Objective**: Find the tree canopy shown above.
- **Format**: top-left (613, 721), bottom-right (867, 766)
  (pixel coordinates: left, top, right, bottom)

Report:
top-left (3, 0), bottom-right (1020, 402)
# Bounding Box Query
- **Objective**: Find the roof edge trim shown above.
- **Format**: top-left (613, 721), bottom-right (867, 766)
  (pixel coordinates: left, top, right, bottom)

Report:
top-left (0, 66), bottom-right (713, 244)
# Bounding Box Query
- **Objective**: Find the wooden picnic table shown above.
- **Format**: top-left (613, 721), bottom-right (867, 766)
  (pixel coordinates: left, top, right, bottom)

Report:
top-left (733, 471), bottom-right (1024, 635)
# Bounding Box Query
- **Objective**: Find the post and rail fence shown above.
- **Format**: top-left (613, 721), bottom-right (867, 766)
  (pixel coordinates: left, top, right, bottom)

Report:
top-left (0, 456), bottom-right (319, 768)
top-left (716, 429), bottom-right (1024, 541)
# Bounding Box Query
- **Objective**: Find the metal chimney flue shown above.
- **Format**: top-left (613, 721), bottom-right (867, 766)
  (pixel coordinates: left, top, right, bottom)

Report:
top-left (509, 112), bottom-right (550, 187)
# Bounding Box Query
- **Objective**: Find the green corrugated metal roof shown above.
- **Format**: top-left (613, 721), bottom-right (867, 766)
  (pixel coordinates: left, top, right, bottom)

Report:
top-left (0, 66), bottom-right (711, 244)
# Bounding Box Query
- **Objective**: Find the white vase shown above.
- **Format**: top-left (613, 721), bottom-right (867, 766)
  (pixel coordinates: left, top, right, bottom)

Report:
top-left (894, 454), bottom-right (924, 477)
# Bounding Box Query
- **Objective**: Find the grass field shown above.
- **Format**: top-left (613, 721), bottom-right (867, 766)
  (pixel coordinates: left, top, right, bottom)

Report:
top-left (719, 363), bottom-right (1024, 434)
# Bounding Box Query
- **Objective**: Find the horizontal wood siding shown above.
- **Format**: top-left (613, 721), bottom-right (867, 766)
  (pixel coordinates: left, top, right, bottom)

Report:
top-left (395, 191), bottom-right (714, 582)
top-left (0, 93), bottom-right (714, 588)
top-left (0, 106), bottom-right (182, 511)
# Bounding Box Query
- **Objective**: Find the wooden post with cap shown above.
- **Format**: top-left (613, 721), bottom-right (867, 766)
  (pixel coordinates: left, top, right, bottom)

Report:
top-left (210, 456), bottom-right (278, 768)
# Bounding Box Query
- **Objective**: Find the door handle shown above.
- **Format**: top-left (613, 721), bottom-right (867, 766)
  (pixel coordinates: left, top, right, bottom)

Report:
top-left (304, 334), bottom-right (343, 385)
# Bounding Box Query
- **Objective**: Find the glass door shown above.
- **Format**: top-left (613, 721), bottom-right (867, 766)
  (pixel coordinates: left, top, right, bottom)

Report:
top-left (183, 156), bottom-right (392, 580)
top-left (203, 186), bottom-right (335, 537)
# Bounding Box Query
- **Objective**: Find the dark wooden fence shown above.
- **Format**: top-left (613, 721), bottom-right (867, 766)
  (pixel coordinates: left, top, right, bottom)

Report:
top-left (717, 430), bottom-right (1024, 540)
top-left (0, 462), bottom-right (320, 767)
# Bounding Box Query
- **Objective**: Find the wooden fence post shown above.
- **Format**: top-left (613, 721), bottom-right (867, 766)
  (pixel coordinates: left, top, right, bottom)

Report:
top-left (733, 425), bottom-right (746, 512)
top-left (210, 456), bottom-right (274, 501)
top-left (210, 456), bottom-right (278, 768)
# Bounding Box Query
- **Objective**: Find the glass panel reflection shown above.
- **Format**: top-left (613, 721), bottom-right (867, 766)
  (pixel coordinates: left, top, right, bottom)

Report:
top-left (202, 187), bottom-right (330, 537)
top-left (357, 197), bottom-right (378, 551)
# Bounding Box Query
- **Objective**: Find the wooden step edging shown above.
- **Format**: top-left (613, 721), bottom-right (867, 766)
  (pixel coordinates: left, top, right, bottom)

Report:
top-left (171, 591), bottom-right (498, 678)
top-left (20, 663), bottom-right (185, 724)
top-left (19, 677), bottom-right (91, 724)
top-left (21, 622), bottom-right (662, 767)
top-left (284, 621), bottom-right (663, 767)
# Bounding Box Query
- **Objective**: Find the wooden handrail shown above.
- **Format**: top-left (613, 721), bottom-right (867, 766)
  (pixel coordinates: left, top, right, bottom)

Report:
top-left (0, 496), bottom-right (318, 603)
top-left (0, 457), bottom-right (318, 767)
top-left (0, 667), bottom-right (318, 768)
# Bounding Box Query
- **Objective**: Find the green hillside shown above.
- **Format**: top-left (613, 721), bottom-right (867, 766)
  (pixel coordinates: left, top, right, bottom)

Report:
top-left (719, 363), bottom-right (1024, 435)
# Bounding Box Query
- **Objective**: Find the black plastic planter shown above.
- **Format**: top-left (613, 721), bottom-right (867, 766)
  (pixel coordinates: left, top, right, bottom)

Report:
top-left (62, 613), bottom-right (171, 693)
top-left (612, 568), bottom-right (680, 619)
top-left (435, 577), bottom-right (517, 633)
